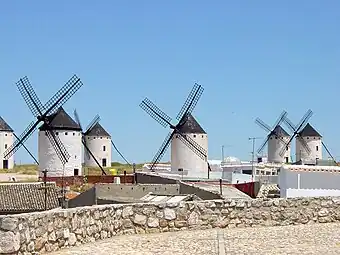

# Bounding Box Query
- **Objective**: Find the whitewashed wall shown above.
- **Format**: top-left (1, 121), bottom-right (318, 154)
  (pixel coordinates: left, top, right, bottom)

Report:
top-left (171, 133), bottom-right (208, 178)
top-left (38, 130), bottom-right (82, 177)
top-left (0, 131), bottom-right (14, 169)
top-left (278, 165), bottom-right (340, 198)
top-left (296, 137), bottom-right (322, 162)
top-left (267, 135), bottom-right (291, 163)
top-left (84, 136), bottom-right (112, 168)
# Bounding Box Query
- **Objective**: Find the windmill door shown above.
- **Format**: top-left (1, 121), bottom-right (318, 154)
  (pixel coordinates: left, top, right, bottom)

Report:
top-left (102, 158), bottom-right (107, 167)
top-left (2, 160), bottom-right (8, 169)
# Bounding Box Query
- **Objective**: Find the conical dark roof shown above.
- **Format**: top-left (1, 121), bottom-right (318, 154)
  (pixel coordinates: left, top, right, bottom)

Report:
top-left (298, 123), bottom-right (322, 137)
top-left (269, 125), bottom-right (289, 137)
top-left (178, 114), bottom-right (206, 134)
top-left (0, 117), bottom-right (13, 132)
top-left (39, 107), bottom-right (81, 131)
top-left (85, 122), bottom-right (111, 137)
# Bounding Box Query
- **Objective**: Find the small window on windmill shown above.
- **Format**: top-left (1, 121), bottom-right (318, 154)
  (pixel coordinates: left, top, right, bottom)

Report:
top-left (193, 134), bottom-right (196, 138)
top-left (316, 146), bottom-right (319, 151)
top-left (176, 135), bottom-right (179, 138)
top-left (100, 137), bottom-right (102, 139)
top-left (65, 132), bottom-right (68, 135)
top-left (4, 144), bottom-right (7, 149)
top-left (73, 133), bottom-right (75, 136)
top-left (103, 146), bottom-right (106, 152)
top-left (307, 137), bottom-right (309, 139)
top-left (202, 135), bottom-right (204, 138)
top-left (56, 132), bottom-right (59, 135)
top-left (4, 134), bottom-right (7, 136)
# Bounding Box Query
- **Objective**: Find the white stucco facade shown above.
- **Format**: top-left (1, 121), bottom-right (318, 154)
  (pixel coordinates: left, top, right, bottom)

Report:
top-left (171, 133), bottom-right (208, 177)
top-left (84, 135), bottom-right (112, 168)
top-left (268, 135), bottom-right (291, 163)
top-left (38, 130), bottom-right (82, 177)
top-left (296, 136), bottom-right (322, 162)
top-left (0, 131), bottom-right (14, 169)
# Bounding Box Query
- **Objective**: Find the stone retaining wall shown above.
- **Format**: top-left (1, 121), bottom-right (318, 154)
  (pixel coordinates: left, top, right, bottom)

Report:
top-left (1, 196), bottom-right (340, 254)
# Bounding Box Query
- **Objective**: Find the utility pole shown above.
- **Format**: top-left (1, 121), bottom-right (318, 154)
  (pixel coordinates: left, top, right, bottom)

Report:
top-left (221, 145), bottom-right (232, 163)
top-left (248, 137), bottom-right (262, 180)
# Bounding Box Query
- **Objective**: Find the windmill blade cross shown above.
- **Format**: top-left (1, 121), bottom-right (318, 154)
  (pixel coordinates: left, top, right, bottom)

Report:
top-left (282, 116), bottom-right (296, 133)
top-left (85, 114), bottom-right (100, 134)
top-left (295, 109), bottom-right (313, 132)
top-left (73, 109), bottom-right (83, 131)
top-left (4, 75), bottom-right (83, 160)
top-left (140, 98), bottom-right (172, 128)
top-left (150, 131), bottom-right (175, 171)
top-left (176, 83), bottom-right (204, 122)
top-left (257, 136), bottom-right (270, 154)
top-left (16, 76), bottom-right (44, 117)
top-left (272, 111), bottom-right (288, 130)
top-left (255, 118), bottom-right (272, 133)
top-left (43, 75), bottom-right (83, 117)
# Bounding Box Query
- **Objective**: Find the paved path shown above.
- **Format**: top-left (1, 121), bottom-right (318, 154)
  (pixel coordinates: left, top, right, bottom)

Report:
top-left (51, 223), bottom-right (340, 255)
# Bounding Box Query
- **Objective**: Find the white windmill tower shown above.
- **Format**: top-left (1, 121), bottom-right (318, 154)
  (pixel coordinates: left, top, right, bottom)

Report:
top-left (295, 123), bottom-right (322, 162)
top-left (255, 111), bottom-right (291, 163)
top-left (140, 83), bottom-right (210, 178)
top-left (0, 117), bottom-right (14, 169)
top-left (267, 126), bottom-right (291, 163)
top-left (171, 114), bottom-right (208, 176)
top-left (83, 122), bottom-right (112, 168)
top-left (38, 107), bottom-right (82, 177)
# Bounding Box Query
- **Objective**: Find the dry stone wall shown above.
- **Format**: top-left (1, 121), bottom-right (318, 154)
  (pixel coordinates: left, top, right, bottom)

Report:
top-left (1, 196), bottom-right (340, 254)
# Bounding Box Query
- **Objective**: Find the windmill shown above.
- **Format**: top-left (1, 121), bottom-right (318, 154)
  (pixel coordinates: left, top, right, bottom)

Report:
top-left (282, 109), bottom-right (336, 163)
top-left (74, 110), bottom-right (107, 175)
top-left (255, 111), bottom-right (291, 163)
top-left (3, 75), bottom-right (83, 175)
top-left (74, 110), bottom-right (131, 175)
top-left (140, 83), bottom-right (210, 176)
top-left (280, 109), bottom-right (313, 161)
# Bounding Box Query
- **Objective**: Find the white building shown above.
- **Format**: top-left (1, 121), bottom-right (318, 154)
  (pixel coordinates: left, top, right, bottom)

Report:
top-left (171, 114), bottom-right (208, 177)
top-left (296, 123), bottom-right (322, 162)
top-left (84, 122), bottom-right (112, 168)
top-left (278, 164), bottom-right (340, 198)
top-left (38, 107), bottom-right (82, 177)
top-left (268, 125), bottom-right (291, 163)
top-left (0, 117), bottom-right (14, 169)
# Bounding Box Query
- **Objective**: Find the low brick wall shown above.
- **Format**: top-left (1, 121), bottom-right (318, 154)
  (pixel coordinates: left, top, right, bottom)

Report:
top-left (42, 174), bottom-right (135, 186)
top-left (1, 197), bottom-right (340, 254)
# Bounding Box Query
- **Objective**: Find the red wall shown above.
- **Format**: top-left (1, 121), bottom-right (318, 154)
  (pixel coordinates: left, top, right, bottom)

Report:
top-left (233, 182), bottom-right (256, 198)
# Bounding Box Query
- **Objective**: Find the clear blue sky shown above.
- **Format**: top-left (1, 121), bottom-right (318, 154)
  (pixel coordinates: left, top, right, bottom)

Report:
top-left (1, 1), bottom-right (339, 164)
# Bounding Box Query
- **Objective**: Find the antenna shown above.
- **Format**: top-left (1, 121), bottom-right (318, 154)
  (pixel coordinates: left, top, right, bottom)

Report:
top-left (248, 137), bottom-right (262, 178)
top-left (4, 75), bottom-right (83, 169)
top-left (140, 83), bottom-right (209, 172)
